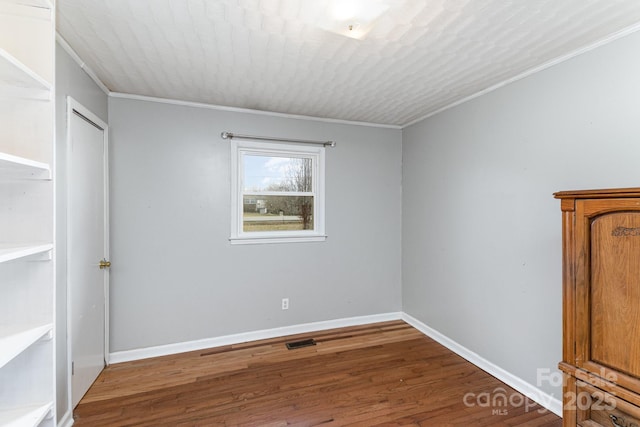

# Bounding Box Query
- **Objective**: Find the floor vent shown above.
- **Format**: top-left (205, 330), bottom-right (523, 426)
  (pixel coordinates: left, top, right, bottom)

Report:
top-left (285, 338), bottom-right (316, 350)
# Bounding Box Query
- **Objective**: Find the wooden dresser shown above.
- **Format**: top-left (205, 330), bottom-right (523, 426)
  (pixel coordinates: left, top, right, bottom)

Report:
top-left (555, 188), bottom-right (640, 427)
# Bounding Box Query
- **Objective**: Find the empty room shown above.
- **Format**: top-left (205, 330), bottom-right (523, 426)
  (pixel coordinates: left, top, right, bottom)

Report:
top-left (2, 0), bottom-right (640, 426)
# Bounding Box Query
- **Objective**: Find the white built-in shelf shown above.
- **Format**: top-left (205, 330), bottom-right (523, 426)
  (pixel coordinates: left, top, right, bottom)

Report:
top-left (0, 244), bottom-right (53, 264)
top-left (0, 153), bottom-right (51, 180)
top-left (1, 0), bottom-right (53, 9)
top-left (0, 402), bottom-right (53, 427)
top-left (0, 323), bottom-right (53, 369)
top-left (0, 48), bottom-right (51, 99)
top-left (0, 0), bottom-right (55, 421)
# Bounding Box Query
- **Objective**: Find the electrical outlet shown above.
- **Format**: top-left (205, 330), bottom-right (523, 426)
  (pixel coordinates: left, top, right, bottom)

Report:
top-left (282, 298), bottom-right (289, 310)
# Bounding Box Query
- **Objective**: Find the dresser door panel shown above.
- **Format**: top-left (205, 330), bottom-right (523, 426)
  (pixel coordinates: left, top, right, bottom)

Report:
top-left (575, 199), bottom-right (640, 394)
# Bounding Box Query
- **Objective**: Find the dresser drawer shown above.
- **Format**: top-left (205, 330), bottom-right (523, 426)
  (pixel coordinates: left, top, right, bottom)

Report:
top-left (576, 381), bottom-right (640, 427)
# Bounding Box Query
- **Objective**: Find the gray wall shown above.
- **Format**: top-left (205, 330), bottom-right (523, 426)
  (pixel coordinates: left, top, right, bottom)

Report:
top-left (108, 97), bottom-right (402, 352)
top-left (402, 30), bottom-right (640, 398)
top-left (55, 42), bottom-right (109, 422)
top-left (57, 25), bottom-right (640, 414)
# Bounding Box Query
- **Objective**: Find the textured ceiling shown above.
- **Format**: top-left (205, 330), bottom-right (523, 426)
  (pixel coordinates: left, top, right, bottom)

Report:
top-left (57, 0), bottom-right (640, 126)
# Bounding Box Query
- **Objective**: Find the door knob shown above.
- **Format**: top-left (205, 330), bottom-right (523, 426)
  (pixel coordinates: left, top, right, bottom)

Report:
top-left (99, 259), bottom-right (111, 269)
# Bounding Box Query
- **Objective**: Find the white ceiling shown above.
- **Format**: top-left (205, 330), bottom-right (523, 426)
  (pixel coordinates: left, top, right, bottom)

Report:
top-left (57, 0), bottom-right (640, 127)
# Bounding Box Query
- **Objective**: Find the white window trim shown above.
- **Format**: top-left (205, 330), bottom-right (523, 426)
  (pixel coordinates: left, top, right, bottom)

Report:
top-left (230, 140), bottom-right (326, 245)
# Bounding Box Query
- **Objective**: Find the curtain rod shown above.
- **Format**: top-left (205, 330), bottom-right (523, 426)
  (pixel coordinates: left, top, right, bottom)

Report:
top-left (221, 132), bottom-right (336, 147)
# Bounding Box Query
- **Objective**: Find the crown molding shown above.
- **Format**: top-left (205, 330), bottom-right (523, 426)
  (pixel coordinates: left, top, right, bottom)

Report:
top-left (402, 21), bottom-right (640, 128)
top-left (109, 92), bottom-right (402, 129)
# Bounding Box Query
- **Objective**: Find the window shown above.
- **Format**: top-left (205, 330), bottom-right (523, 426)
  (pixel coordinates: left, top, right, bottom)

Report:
top-left (230, 140), bottom-right (326, 244)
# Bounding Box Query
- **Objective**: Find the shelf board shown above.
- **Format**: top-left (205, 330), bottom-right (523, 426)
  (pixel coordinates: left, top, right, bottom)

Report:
top-left (0, 152), bottom-right (51, 180)
top-left (0, 244), bottom-right (53, 263)
top-left (0, 402), bottom-right (53, 427)
top-left (0, 47), bottom-right (51, 99)
top-left (0, 323), bottom-right (52, 369)
top-left (0, 0), bottom-right (53, 9)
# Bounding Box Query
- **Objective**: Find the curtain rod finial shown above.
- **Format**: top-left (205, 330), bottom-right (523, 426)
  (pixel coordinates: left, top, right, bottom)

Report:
top-left (221, 132), bottom-right (232, 139)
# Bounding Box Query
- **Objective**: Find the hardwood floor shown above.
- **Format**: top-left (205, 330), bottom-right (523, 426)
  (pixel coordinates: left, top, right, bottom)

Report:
top-left (74, 321), bottom-right (562, 426)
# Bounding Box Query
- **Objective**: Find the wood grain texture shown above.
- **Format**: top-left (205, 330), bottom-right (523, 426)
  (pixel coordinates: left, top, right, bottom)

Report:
top-left (556, 190), bottom-right (640, 427)
top-left (591, 213), bottom-right (640, 377)
top-left (554, 188), bottom-right (640, 199)
top-left (74, 321), bottom-right (561, 426)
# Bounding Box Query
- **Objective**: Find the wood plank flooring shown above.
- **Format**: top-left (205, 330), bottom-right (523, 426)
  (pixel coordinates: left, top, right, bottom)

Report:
top-left (74, 321), bottom-right (562, 426)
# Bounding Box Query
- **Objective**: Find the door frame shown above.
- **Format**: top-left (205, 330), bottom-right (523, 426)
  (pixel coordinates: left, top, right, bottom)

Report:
top-left (66, 96), bottom-right (110, 407)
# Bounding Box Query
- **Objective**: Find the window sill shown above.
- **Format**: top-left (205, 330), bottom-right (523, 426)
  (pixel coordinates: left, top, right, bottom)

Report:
top-left (229, 235), bottom-right (327, 245)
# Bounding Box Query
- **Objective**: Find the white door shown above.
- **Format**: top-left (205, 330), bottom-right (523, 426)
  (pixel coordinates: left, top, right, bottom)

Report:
top-left (67, 98), bottom-right (109, 408)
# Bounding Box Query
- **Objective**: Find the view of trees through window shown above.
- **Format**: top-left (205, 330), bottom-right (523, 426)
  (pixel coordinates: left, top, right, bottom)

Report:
top-left (243, 155), bottom-right (314, 232)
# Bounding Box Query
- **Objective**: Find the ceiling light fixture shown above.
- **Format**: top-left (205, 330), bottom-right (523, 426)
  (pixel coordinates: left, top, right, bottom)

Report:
top-left (318, 0), bottom-right (391, 40)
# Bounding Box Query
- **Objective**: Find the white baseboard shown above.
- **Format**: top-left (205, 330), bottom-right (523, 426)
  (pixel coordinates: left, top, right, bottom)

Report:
top-left (401, 312), bottom-right (562, 416)
top-left (58, 410), bottom-right (74, 427)
top-left (109, 312), bottom-right (403, 364)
